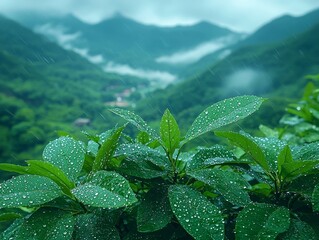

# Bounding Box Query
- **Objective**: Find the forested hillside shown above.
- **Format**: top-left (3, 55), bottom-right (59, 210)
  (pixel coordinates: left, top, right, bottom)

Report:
top-left (0, 15), bottom-right (141, 163)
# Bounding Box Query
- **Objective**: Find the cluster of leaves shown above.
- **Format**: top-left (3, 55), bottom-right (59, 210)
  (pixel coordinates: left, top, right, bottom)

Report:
top-left (276, 74), bottom-right (319, 144)
top-left (1, 94), bottom-right (319, 239)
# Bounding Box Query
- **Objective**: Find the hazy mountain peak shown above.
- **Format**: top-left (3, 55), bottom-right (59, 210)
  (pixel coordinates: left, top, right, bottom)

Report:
top-left (236, 8), bottom-right (319, 47)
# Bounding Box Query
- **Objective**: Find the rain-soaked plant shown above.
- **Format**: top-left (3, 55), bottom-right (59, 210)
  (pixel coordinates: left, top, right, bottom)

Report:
top-left (277, 74), bottom-right (319, 144)
top-left (1, 95), bottom-right (319, 239)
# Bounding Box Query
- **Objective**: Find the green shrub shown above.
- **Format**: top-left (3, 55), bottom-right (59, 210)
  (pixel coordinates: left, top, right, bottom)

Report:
top-left (0, 95), bottom-right (319, 239)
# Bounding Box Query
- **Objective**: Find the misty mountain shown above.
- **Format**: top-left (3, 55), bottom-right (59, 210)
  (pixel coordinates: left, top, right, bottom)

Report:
top-left (184, 8), bottom-right (319, 79)
top-left (0, 15), bottom-right (140, 162)
top-left (136, 22), bottom-right (319, 130)
top-left (238, 8), bottom-right (319, 47)
top-left (12, 13), bottom-right (243, 85)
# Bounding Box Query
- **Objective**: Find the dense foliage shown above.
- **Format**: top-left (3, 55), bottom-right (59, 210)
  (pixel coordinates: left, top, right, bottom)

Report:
top-left (1, 85), bottom-right (319, 239)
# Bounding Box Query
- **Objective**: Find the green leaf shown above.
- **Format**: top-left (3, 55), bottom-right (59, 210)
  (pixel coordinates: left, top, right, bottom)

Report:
top-left (0, 163), bottom-right (29, 175)
top-left (215, 131), bottom-right (270, 172)
top-left (115, 144), bottom-right (170, 179)
top-left (259, 125), bottom-right (279, 138)
top-left (0, 219), bottom-right (23, 240)
top-left (279, 219), bottom-right (317, 240)
top-left (184, 96), bottom-right (264, 144)
top-left (92, 125), bottom-right (125, 171)
top-left (169, 185), bottom-right (224, 240)
top-left (289, 174), bottom-right (319, 197)
top-left (278, 145), bottom-right (293, 174)
top-left (14, 208), bottom-right (74, 240)
top-left (160, 109), bottom-right (180, 154)
top-left (43, 137), bottom-right (85, 181)
top-left (0, 175), bottom-right (62, 209)
top-left (26, 160), bottom-right (75, 195)
top-left (189, 169), bottom-right (251, 206)
top-left (252, 137), bottom-right (287, 171)
top-left (137, 187), bottom-right (173, 232)
top-left (236, 203), bottom-right (290, 240)
top-left (72, 171), bottom-right (137, 209)
top-left (0, 212), bottom-right (22, 222)
top-left (312, 184), bottom-right (319, 212)
top-left (0, 161), bottom-right (74, 198)
top-left (251, 183), bottom-right (272, 197)
top-left (136, 131), bottom-right (150, 145)
top-left (109, 108), bottom-right (160, 141)
top-left (292, 142), bottom-right (319, 160)
top-left (187, 145), bottom-right (236, 172)
top-left (74, 213), bottom-right (120, 240)
top-left (281, 160), bottom-right (319, 180)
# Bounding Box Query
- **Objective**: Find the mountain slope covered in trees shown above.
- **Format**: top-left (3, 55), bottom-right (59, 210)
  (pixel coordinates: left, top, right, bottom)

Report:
top-left (0, 15), bottom-right (137, 163)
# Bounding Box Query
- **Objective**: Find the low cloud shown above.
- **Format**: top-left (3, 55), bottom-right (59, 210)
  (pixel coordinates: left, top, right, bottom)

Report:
top-left (34, 23), bottom-right (81, 45)
top-left (223, 68), bottom-right (272, 95)
top-left (156, 35), bottom-right (237, 65)
top-left (103, 62), bottom-right (177, 83)
top-left (34, 24), bottom-right (104, 64)
top-left (72, 47), bottom-right (104, 64)
top-left (217, 49), bottom-right (232, 60)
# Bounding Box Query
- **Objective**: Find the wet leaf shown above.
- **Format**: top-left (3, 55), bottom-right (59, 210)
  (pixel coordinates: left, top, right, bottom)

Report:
top-left (115, 144), bottom-right (170, 179)
top-left (184, 96), bottom-right (264, 144)
top-left (0, 212), bottom-right (22, 222)
top-left (281, 160), bottom-right (319, 180)
top-left (169, 185), bottom-right (224, 240)
top-left (43, 137), bottom-right (85, 182)
top-left (252, 137), bottom-right (287, 171)
top-left (289, 174), bottom-right (319, 197)
top-left (259, 125), bottom-right (279, 138)
top-left (0, 175), bottom-right (62, 209)
top-left (0, 163), bottom-right (28, 175)
top-left (291, 142), bottom-right (319, 160)
top-left (160, 109), bottom-right (180, 154)
top-left (136, 131), bottom-right (150, 145)
top-left (278, 145), bottom-right (293, 174)
top-left (72, 171), bottom-right (137, 209)
top-left (109, 108), bottom-right (161, 142)
top-left (14, 208), bottom-right (74, 240)
top-left (279, 219), bottom-right (317, 240)
top-left (187, 145), bottom-right (236, 172)
top-left (236, 203), bottom-right (290, 239)
top-left (74, 213), bottom-right (120, 240)
top-left (137, 187), bottom-right (173, 232)
top-left (0, 219), bottom-right (23, 240)
top-left (215, 131), bottom-right (270, 172)
top-left (189, 168), bottom-right (251, 206)
top-left (312, 184), bottom-right (319, 212)
top-left (26, 160), bottom-right (75, 195)
top-left (0, 160), bottom-right (74, 197)
top-left (92, 125), bottom-right (125, 171)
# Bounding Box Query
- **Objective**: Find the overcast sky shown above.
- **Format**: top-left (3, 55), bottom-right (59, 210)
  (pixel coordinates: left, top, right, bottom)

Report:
top-left (1, 0), bottom-right (319, 32)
